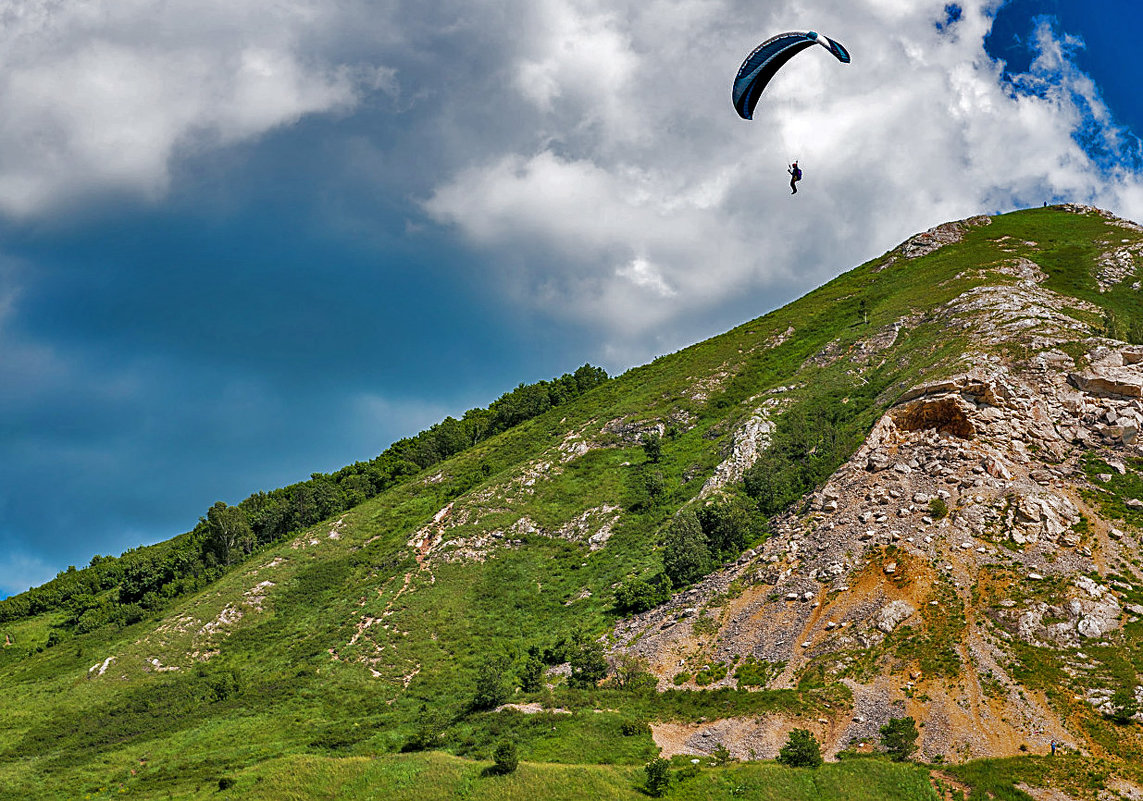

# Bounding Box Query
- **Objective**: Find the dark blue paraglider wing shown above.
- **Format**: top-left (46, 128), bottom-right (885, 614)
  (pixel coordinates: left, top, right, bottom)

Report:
top-left (820, 35), bottom-right (851, 64)
top-left (732, 31), bottom-right (851, 120)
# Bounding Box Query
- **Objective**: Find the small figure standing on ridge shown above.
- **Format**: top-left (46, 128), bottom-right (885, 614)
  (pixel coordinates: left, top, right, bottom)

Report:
top-left (788, 161), bottom-right (802, 194)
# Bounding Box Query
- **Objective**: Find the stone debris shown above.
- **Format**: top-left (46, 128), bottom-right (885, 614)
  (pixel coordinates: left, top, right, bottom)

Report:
top-left (702, 399), bottom-right (782, 496)
top-left (198, 580), bottom-right (275, 638)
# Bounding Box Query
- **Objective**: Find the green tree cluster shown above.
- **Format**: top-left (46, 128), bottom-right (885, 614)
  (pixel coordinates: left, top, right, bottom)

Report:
top-left (471, 654), bottom-right (512, 711)
top-left (567, 630), bottom-right (608, 688)
top-left (641, 431), bottom-right (663, 463)
top-left (661, 498), bottom-right (761, 590)
top-left (662, 511), bottom-right (711, 587)
top-left (402, 703), bottom-right (449, 752)
top-left (613, 574), bottom-right (673, 614)
top-left (611, 654), bottom-right (658, 692)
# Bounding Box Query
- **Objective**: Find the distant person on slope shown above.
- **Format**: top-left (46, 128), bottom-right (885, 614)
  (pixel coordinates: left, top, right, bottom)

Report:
top-left (788, 162), bottom-right (802, 194)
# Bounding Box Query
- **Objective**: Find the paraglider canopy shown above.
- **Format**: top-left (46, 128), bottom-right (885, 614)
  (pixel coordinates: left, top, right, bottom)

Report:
top-left (732, 31), bottom-right (851, 120)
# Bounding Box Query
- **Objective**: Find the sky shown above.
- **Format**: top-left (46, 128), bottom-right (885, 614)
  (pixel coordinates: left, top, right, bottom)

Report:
top-left (2, 0), bottom-right (1143, 598)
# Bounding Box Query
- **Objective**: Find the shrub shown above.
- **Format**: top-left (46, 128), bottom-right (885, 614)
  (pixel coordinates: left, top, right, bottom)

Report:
top-left (472, 654), bottom-right (511, 710)
top-left (519, 647), bottom-right (545, 693)
top-left (402, 703), bottom-right (447, 752)
top-left (492, 739), bottom-right (518, 774)
top-left (641, 431), bottom-right (663, 463)
top-left (879, 716), bottom-right (919, 761)
top-left (1108, 686), bottom-right (1139, 725)
top-left (613, 653), bottom-right (658, 692)
top-left (642, 470), bottom-right (668, 506)
top-left (620, 718), bottom-right (650, 737)
top-left (662, 511), bottom-right (712, 587)
top-left (568, 630), bottom-right (608, 688)
top-left (692, 614), bottom-right (720, 637)
top-left (694, 662), bottom-right (728, 687)
top-left (614, 574), bottom-right (673, 613)
top-left (734, 656), bottom-right (781, 688)
top-left (645, 757), bottom-right (671, 797)
top-left (928, 497), bottom-right (949, 520)
top-left (777, 729), bottom-right (822, 768)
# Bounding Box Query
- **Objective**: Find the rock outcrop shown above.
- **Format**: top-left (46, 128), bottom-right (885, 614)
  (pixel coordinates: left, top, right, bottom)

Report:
top-left (611, 224), bottom-right (1143, 763)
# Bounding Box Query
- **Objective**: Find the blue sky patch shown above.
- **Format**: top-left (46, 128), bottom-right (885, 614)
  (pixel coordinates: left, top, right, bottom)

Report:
top-left (936, 4), bottom-right (964, 32)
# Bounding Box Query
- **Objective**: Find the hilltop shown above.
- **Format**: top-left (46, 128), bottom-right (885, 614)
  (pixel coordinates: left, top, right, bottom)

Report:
top-left (5, 204), bottom-right (1143, 799)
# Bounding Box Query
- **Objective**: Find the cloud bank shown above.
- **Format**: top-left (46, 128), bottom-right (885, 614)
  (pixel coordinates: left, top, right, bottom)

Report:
top-left (420, 0), bottom-right (1143, 352)
top-left (3, 0), bottom-right (1139, 348)
top-left (0, 0), bottom-right (389, 217)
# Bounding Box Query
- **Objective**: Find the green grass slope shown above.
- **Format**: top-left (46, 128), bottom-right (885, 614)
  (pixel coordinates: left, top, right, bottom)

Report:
top-left (3, 205), bottom-right (1142, 799)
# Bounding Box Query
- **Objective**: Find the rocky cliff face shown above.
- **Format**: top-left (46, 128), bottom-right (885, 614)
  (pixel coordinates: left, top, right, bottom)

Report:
top-left (612, 205), bottom-right (1143, 764)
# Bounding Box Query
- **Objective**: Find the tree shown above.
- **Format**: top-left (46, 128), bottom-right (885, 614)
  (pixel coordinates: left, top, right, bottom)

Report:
top-left (572, 363), bottom-right (609, 393)
top-left (696, 497), bottom-right (758, 560)
top-left (662, 511), bottom-right (712, 588)
top-left (642, 469), bottom-right (668, 507)
top-left (879, 716), bottom-right (919, 761)
top-left (645, 757), bottom-right (671, 797)
top-left (641, 431), bottom-right (663, 463)
top-left (519, 646), bottom-right (546, 693)
top-left (614, 574), bottom-right (672, 613)
top-left (203, 502), bottom-right (254, 567)
top-left (777, 729), bottom-right (822, 768)
top-left (743, 452), bottom-right (796, 516)
top-left (492, 739), bottom-right (519, 774)
top-left (613, 653), bottom-right (658, 692)
top-left (1108, 686), bottom-right (1139, 725)
top-left (568, 629), bottom-right (608, 688)
top-left (472, 654), bottom-right (511, 710)
top-left (402, 703), bottom-right (448, 752)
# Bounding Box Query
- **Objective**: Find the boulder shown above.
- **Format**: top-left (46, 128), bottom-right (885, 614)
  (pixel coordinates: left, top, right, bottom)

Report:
top-left (984, 456), bottom-right (1012, 480)
top-left (876, 601), bottom-right (916, 633)
top-left (1069, 367), bottom-right (1143, 399)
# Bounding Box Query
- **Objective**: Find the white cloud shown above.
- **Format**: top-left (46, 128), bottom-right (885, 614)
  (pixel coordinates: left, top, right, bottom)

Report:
top-left (420, 0), bottom-right (1143, 358)
top-left (0, 0), bottom-right (383, 217)
top-left (5, 0), bottom-right (1142, 364)
top-left (618, 257), bottom-right (675, 298)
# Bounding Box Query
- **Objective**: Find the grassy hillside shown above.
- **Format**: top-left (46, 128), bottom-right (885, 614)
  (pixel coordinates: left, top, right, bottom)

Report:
top-left (4, 205), bottom-right (1143, 799)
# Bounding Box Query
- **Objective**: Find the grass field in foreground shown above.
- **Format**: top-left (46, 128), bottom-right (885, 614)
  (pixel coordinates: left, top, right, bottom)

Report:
top-left (166, 751), bottom-right (940, 801)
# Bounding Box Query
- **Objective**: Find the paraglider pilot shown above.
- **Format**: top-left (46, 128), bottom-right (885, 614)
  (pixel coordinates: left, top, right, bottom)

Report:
top-left (788, 162), bottom-right (802, 194)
